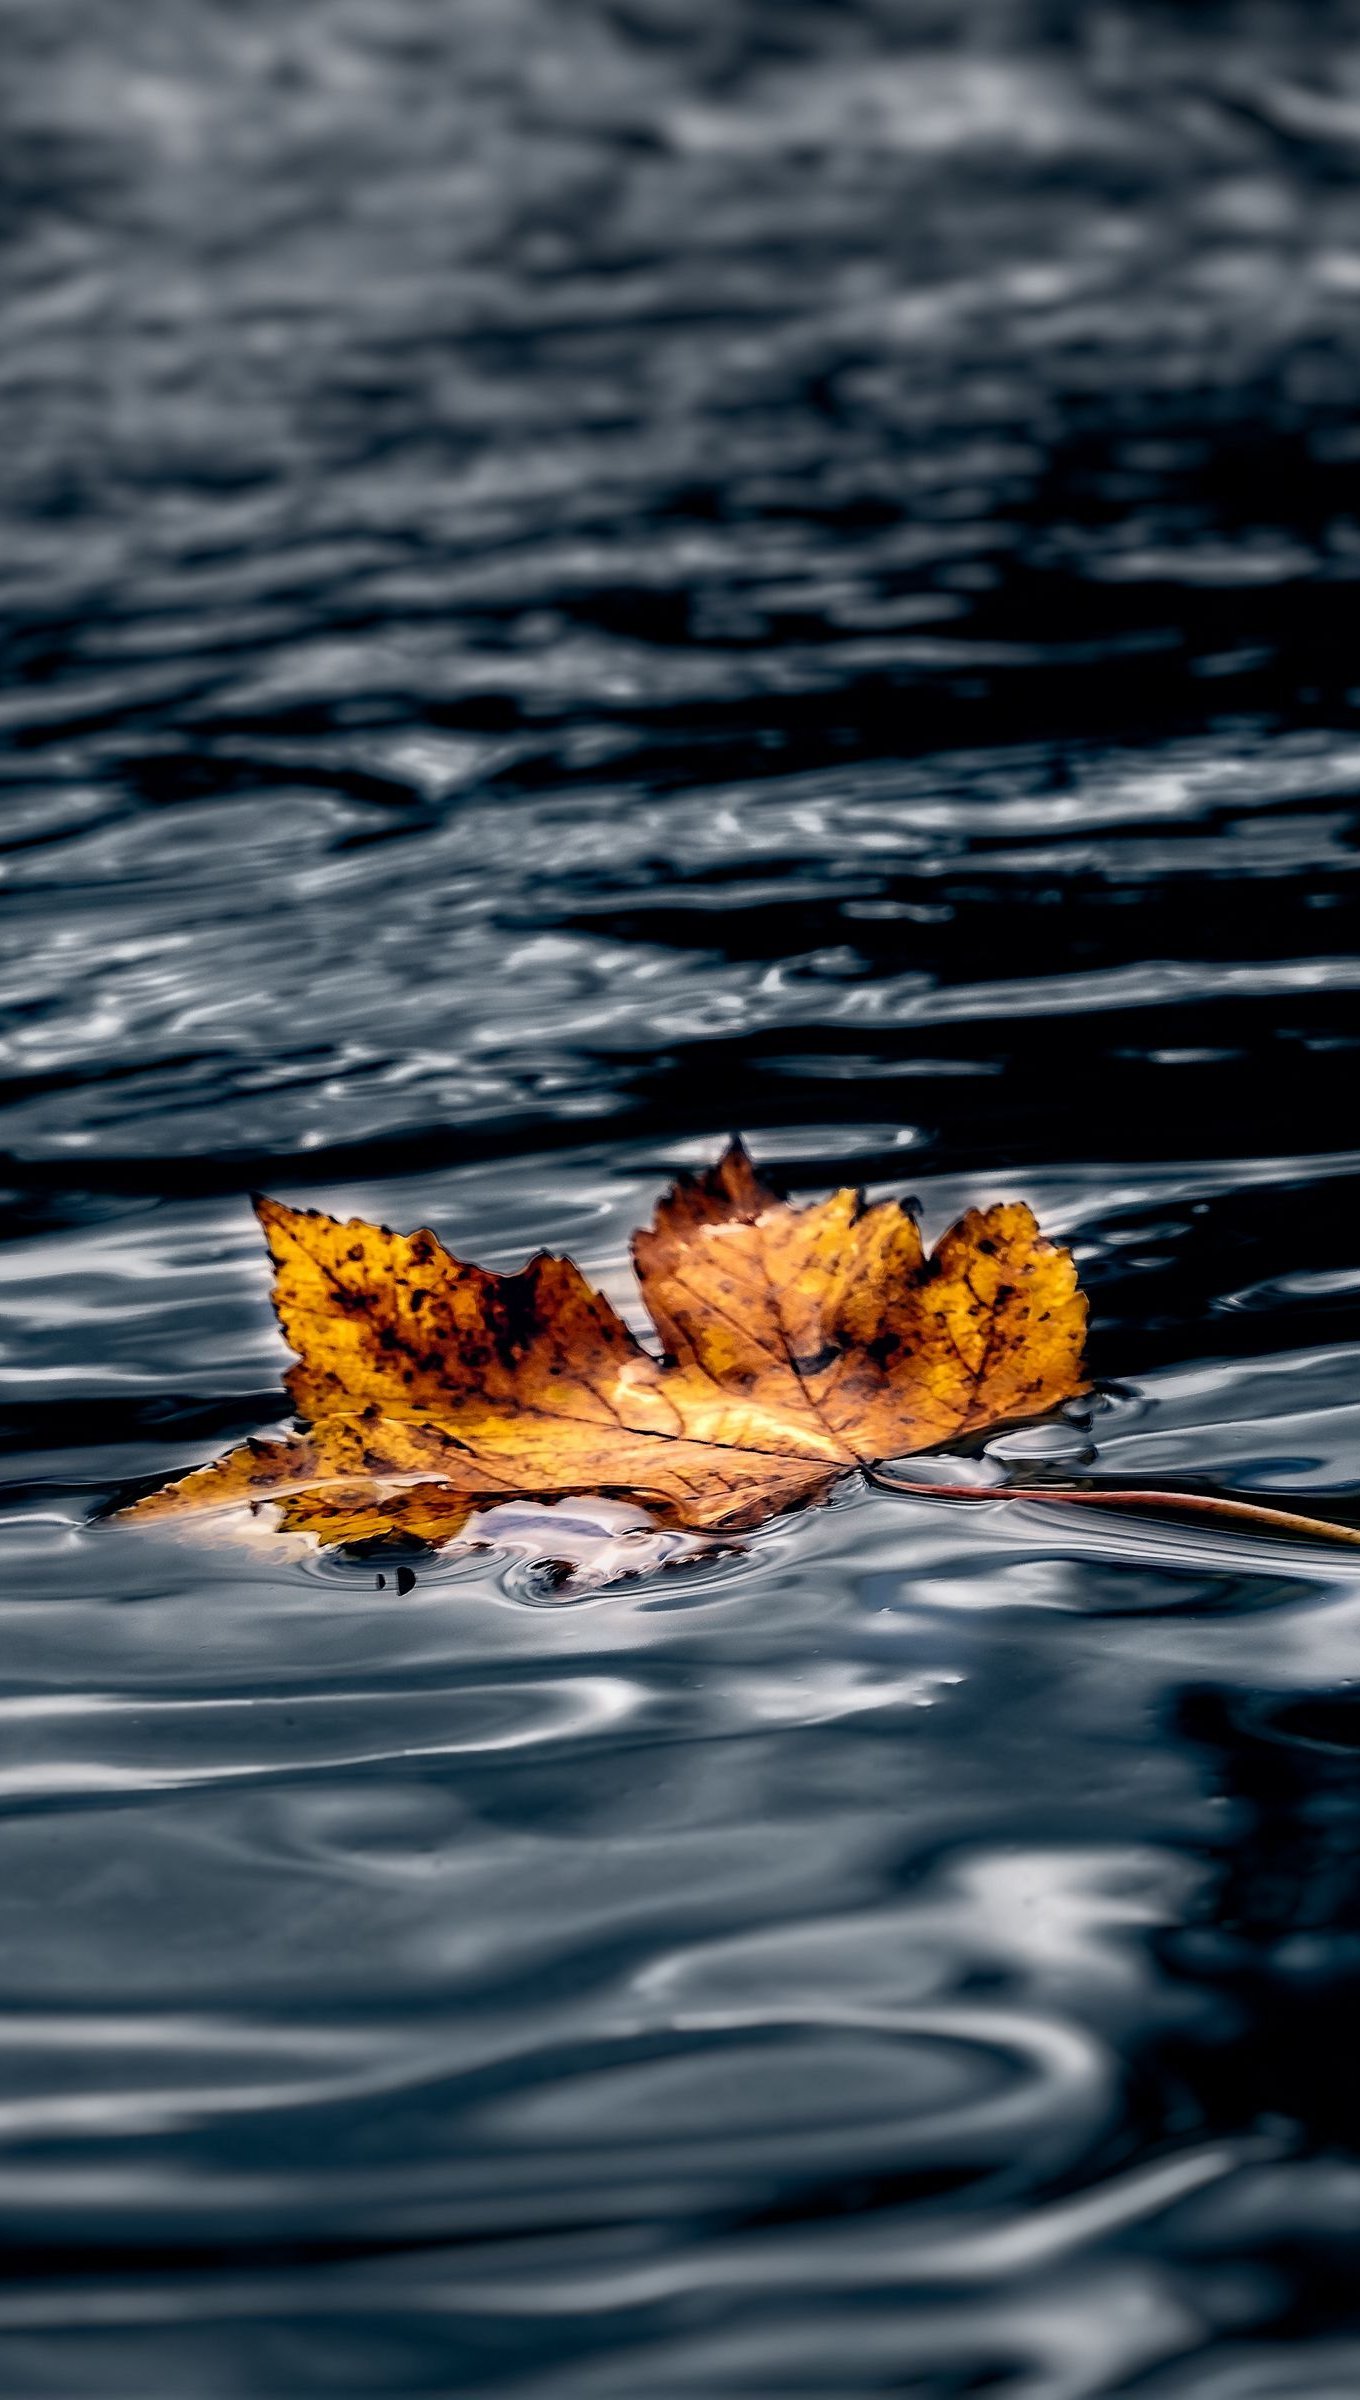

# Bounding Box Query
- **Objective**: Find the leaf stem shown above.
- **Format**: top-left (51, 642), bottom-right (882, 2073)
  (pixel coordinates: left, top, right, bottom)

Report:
top-left (865, 1471), bottom-right (1360, 1548)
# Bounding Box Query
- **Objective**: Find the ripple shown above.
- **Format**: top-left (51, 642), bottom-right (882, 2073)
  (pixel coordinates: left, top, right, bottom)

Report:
top-left (0, 1676), bottom-right (643, 1799)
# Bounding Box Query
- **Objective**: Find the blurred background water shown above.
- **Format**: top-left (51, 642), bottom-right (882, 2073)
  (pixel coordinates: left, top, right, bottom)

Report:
top-left (4, 0), bottom-right (1360, 2390)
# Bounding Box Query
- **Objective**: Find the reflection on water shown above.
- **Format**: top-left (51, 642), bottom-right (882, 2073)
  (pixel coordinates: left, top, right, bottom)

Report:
top-left (4, 0), bottom-right (1360, 2389)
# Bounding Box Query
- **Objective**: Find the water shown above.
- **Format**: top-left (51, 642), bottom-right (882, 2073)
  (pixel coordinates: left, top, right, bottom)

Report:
top-left (4, 0), bottom-right (1360, 2388)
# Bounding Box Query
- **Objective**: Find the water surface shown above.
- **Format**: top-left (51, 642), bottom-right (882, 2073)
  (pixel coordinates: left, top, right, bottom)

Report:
top-left (4, 1), bottom-right (1360, 2390)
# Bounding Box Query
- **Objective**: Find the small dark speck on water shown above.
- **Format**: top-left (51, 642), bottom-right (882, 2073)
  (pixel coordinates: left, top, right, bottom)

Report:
top-left (3, 0), bottom-right (1360, 2392)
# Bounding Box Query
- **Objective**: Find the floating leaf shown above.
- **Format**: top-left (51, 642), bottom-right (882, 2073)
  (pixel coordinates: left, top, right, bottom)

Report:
top-left (121, 1142), bottom-right (1088, 1555)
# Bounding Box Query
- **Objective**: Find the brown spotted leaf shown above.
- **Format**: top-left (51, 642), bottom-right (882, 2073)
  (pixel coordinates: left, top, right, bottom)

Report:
top-left (121, 1142), bottom-right (1088, 1554)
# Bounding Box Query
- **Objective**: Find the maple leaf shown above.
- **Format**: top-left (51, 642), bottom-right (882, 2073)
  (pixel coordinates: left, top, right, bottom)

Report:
top-left (121, 1142), bottom-right (1088, 1554)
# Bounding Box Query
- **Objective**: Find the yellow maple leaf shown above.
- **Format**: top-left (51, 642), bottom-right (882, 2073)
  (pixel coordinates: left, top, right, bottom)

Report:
top-left (121, 1143), bottom-right (1087, 1554)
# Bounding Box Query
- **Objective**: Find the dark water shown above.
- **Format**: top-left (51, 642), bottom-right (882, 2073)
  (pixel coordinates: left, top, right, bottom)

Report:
top-left (4, 0), bottom-right (1360, 2389)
